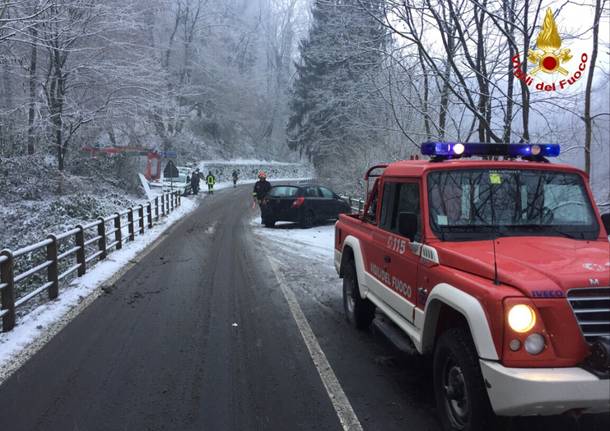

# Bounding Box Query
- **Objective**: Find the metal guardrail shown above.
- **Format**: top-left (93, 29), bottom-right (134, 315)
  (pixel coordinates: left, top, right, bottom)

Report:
top-left (0, 191), bottom-right (182, 332)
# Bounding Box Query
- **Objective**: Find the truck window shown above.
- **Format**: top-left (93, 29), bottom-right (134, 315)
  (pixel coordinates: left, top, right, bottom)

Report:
top-left (379, 182), bottom-right (421, 241)
top-left (427, 169), bottom-right (599, 240)
top-left (379, 183), bottom-right (398, 230)
top-left (394, 183), bottom-right (421, 241)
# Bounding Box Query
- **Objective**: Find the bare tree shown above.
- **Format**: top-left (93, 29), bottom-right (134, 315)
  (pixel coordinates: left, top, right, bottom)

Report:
top-left (583, 0), bottom-right (606, 175)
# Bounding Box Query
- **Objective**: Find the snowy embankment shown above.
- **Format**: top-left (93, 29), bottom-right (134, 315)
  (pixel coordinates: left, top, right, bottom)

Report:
top-left (199, 160), bottom-right (313, 184)
top-left (250, 217), bottom-right (341, 310)
top-left (0, 164), bottom-right (312, 381)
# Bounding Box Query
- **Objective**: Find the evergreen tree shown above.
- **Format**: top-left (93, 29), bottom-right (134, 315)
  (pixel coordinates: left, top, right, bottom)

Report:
top-left (287, 0), bottom-right (387, 184)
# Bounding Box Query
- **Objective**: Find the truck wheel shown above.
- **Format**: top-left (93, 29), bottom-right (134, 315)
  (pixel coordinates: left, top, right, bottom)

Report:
top-left (433, 328), bottom-right (494, 431)
top-left (343, 262), bottom-right (375, 330)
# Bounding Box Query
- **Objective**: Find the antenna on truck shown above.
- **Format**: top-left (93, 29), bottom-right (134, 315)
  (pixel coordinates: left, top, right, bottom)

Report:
top-left (489, 175), bottom-right (501, 286)
top-left (492, 234), bottom-right (500, 286)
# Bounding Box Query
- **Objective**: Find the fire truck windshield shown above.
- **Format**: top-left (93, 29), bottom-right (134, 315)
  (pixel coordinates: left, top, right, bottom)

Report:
top-left (427, 169), bottom-right (599, 241)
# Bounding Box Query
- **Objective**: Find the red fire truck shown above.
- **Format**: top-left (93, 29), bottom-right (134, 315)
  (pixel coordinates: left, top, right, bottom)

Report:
top-left (334, 143), bottom-right (610, 431)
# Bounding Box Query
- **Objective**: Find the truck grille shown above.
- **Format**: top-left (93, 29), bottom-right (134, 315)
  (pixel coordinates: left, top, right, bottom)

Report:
top-left (567, 287), bottom-right (610, 343)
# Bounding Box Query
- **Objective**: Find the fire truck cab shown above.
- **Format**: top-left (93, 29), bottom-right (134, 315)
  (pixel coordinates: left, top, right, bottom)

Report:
top-left (334, 143), bottom-right (610, 431)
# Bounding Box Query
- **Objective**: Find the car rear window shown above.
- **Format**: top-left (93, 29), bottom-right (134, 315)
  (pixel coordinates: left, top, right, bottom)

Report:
top-left (269, 186), bottom-right (299, 197)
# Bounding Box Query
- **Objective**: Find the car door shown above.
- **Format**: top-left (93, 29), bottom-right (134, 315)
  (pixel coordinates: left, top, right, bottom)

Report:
top-left (317, 186), bottom-right (336, 219)
top-left (303, 186), bottom-right (323, 218)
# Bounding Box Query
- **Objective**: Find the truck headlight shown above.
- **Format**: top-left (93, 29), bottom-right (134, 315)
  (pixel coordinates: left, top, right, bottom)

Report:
top-left (507, 304), bottom-right (536, 333)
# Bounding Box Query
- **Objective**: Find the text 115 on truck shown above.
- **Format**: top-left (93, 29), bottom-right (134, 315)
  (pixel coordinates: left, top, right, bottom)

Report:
top-left (334, 142), bottom-right (610, 431)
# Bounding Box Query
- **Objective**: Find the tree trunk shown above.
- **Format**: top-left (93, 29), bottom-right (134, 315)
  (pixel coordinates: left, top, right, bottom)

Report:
top-left (56, 122), bottom-right (64, 171)
top-left (503, 0), bottom-right (515, 144)
top-left (583, 0), bottom-right (602, 175)
top-left (519, 0), bottom-right (537, 142)
top-left (27, 27), bottom-right (38, 155)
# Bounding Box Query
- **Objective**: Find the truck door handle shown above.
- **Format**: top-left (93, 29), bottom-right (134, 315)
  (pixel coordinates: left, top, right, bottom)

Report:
top-left (383, 255), bottom-right (391, 263)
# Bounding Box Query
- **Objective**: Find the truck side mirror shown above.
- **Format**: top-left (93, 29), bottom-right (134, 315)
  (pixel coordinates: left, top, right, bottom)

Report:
top-left (601, 213), bottom-right (610, 235)
top-left (398, 212), bottom-right (418, 242)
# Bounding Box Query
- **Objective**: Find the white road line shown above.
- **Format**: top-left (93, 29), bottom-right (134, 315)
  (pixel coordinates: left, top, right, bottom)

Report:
top-left (267, 256), bottom-right (363, 431)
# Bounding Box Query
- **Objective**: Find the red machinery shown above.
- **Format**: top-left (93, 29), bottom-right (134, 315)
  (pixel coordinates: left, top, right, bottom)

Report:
top-left (82, 146), bottom-right (176, 180)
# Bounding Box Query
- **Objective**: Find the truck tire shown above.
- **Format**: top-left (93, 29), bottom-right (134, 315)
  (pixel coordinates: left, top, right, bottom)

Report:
top-left (433, 327), bottom-right (494, 431)
top-left (343, 262), bottom-right (375, 330)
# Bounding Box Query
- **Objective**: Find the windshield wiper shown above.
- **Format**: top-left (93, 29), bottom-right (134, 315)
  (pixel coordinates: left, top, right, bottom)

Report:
top-left (504, 224), bottom-right (581, 239)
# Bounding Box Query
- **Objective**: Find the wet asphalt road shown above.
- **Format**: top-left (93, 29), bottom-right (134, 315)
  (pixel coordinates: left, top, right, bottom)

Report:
top-left (0, 185), bottom-right (608, 431)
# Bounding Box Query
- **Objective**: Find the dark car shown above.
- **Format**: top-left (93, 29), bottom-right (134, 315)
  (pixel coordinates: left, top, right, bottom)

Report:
top-left (261, 184), bottom-right (351, 228)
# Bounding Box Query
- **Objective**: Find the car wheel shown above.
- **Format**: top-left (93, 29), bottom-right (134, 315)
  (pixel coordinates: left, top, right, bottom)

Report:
top-left (433, 327), bottom-right (494, 431)
top-left (342, 261), bottom-right (375, 330)
top-left (263, 218), bottom-right (275, 228)
top-left (300, 210), bottom-right (315, 228)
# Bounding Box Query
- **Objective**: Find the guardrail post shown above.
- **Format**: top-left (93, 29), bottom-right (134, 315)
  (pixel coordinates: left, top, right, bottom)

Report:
top-left (161, 194), bottom-right (166, 217)
top-left (128, 208), bottom-right (135, 241)
top-left (114, 213), bottom-right (122, 250)
top-left (0, 249), bottom-right (16, 332)
top-left (46, 235), bottom-right (59, 300)
top-left (147, 203), bottom-right (153, 229)
top-left (76, 225), bottom-right (86, 276)
top-left (97, 217), bottom-right (107, 260)
top-left (358, 200), bottom-right (363, 212)
top-left (155, 197), bottom-right (160, 221)
top-left (138, 205), bottom-right (145, 234)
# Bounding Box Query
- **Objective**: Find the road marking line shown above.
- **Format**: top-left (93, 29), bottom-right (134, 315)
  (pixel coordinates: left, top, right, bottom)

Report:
top-left (267, 256), bottom-right (363, 431)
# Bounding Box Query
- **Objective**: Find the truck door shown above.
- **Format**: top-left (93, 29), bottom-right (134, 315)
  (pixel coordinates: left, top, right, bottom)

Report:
top-left (382, 180), bottom-right (421, 322)
top-left (365, 181), bottom-right (420, 323)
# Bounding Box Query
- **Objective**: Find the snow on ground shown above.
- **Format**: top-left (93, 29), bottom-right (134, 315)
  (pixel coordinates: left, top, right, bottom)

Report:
top-left (250, 217), bottom-right (342, 311)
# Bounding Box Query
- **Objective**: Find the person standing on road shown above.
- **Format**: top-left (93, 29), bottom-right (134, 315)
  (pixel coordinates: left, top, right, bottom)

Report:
top-left (232, 170), bottom-right (239, 188)
top-left (191, 168), bottom-right (201, 195)
top-left (206, 171), bottom-right (216, 194)
top-left (252, 172), bottom-right (271, 221)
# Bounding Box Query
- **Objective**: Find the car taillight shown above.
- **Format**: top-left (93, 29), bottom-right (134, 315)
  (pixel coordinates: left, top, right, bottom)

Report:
top-left (292, 196), bottom-right (305, 208)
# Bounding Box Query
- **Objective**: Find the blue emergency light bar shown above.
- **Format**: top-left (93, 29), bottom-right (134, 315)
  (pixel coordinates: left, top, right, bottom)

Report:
top-left (421, 142), bottom-right (560, 159)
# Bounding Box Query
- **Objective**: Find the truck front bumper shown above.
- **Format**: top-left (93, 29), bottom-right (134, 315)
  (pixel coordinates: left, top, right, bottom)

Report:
top-left (480, 359), bottom-right (610, 416)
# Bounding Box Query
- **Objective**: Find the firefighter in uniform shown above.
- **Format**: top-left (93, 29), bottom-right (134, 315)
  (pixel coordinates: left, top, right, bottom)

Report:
top-left (206, 171), bottom-right (216, 194)
top-left (253, 171), bottom-right (271, 221)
